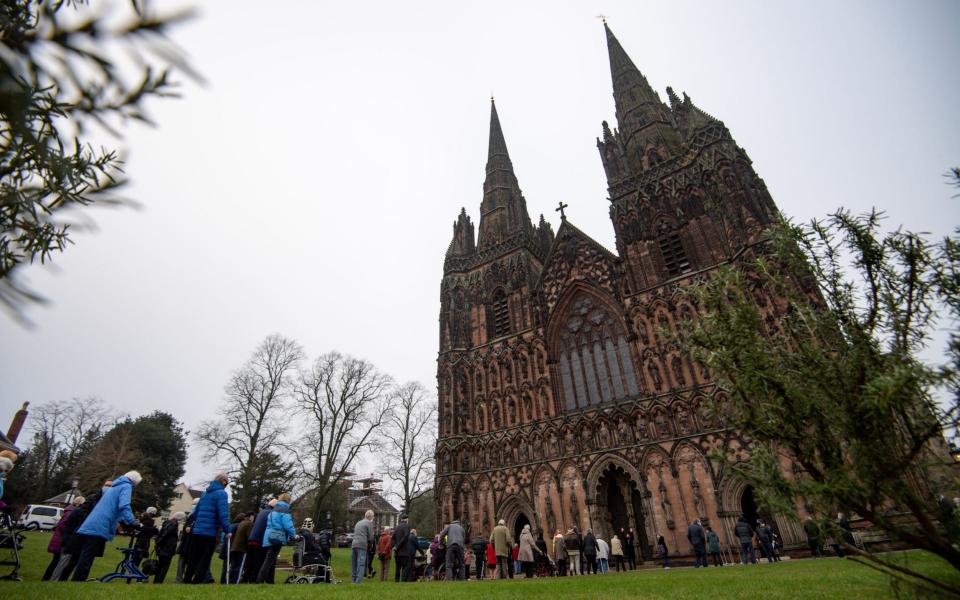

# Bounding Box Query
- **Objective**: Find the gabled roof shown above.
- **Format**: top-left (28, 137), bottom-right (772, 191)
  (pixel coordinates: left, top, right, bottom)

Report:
top-left (536, 218), bottom-right (619, 290)
top-left (44, 488), bottom-right (83, 505)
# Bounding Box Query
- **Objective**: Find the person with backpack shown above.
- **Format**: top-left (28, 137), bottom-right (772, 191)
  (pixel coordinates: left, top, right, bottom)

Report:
top-left (377, 526), bottom-right (393, 581)
top-left (470, 535), bottom-right (487, 580)
top-left (255, 493), bottom-right (297, 583)
top-left (706, 525), bottom-right (722, 567)
top-left (656, 534), bottom-right (670, 569)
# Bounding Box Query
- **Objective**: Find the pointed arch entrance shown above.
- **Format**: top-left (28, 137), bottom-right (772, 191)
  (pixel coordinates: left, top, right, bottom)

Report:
top-left (591, 460), bottom-right (651, 561)
top-left (513, 512), bottom-right (531, 543)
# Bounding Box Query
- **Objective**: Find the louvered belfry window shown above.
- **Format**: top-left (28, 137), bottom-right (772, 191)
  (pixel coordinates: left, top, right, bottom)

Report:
top-left (659, 232), bottom-right (691, 277)
top-left (490, 289), bottom-right (511, 338)
top-left (558, 295), bottom-right (639, 411)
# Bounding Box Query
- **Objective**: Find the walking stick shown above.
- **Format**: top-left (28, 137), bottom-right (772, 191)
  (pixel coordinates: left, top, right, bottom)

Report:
top-left (226, 537), bottom-right (231, 584)
top-left (238, 553), bottom-right (246, 584)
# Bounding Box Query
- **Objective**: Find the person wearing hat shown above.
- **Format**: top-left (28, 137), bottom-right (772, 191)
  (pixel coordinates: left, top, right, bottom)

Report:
top-left (71, 470), bottom-right (143, 581)
top-left (154, 511), bottom-right (184, 584)
top-left (491, 518), bottom-right (512, 579)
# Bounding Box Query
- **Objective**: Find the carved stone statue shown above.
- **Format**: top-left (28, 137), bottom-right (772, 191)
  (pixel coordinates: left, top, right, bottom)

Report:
top-left (648, 361), bottom-right (663, 391)
top-left (671, 356), bottom-right (686, 386)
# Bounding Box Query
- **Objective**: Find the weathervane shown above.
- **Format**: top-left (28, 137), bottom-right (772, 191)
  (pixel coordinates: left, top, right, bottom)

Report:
top-left (556, 201), bottom-right (569, 220)
top-left (596, 14), bottom-right (608, 24)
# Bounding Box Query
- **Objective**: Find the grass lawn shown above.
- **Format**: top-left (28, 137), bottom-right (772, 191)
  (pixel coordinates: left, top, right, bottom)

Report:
top-left (2, 530), bottom-right (958, 599)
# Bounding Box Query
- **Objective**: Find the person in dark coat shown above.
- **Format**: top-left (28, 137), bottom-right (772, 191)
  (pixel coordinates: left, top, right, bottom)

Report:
top-left (625, 528), bottom-right (637, 570)
top-left (535, 532), bottom-right (549, 576)
top-left (176, 501), bottom-right (198, 582)
top-left (735, 516), bottom-right (757, 564)
top-left (133, 507), bottom-right (160, 569)
top-left (470, 535), bottom-right (487, 580)
top-left (582, 529), bottom-right (599, 574)
top-left (406, 527), bottom-right (425, 581)
top-left (72, 472), bottom-right (141, 581)
top-left (656, 534), bottom-right (670, 569)
top-left (757, 521), bottom-right (779, 563)
top-left (184, 473), bottom-right (232, 584)
top-left (803, 516), bottom-right (822, 558)
top-left (706, 526), bottom-right (722, 567)
top-left (241, 498), bottom-right (275, 583)
top-left (687, 519), bottom-right (708, 568)
top-left (391, 514), bottom-right (411, 582)
top-left (43, 496), bottom-right (83, 580)
top-left (153, 511), bottom-right (183, 583)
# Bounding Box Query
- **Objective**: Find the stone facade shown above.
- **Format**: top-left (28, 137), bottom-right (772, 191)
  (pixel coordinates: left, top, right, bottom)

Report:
top-left (435, 24), bottom-right (807, 559)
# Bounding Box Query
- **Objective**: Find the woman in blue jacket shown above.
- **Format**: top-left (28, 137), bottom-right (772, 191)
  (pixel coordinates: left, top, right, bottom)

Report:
top-left (71, 472), bottom-right (142, 581)
top-left (183, 473), bottom-right (232, 584)
top-left (256, 492), bottom-right (298, 583)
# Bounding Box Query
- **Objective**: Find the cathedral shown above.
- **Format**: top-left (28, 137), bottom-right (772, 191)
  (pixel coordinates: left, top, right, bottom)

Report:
top-left (434, 24), bottom-right (807, 560)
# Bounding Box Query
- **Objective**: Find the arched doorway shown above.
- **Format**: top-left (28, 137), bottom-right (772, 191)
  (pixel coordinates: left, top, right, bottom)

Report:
top-left (514, 512), bottom-right (530, 543)
top-left (596, 464), bottom-right (650, 560)
top-left (740, 485), bottom-right (772, 528)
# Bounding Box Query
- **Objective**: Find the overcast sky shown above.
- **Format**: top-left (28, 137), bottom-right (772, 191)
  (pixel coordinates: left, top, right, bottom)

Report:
top-left (1, 0), bottom-right (958, 490)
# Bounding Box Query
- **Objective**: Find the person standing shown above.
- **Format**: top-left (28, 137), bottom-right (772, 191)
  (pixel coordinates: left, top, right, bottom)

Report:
top-left (511, 541), bottom-right (520, 577)
top-left (486, 540), bottom-right (497, 579)
top-left (43, 495), bottom-right (84, 580)
top-left (517, 524), bottom-right (538, 578)
top-left (706, 525), bottom-right (722, 567)
top-left (470, 534), bottom-right (487, 580)
top-left (175, 500), bottom-right (198, 583)
top-left (625, 527), bottom-right (637, 570)
top-left (803, 516), bottom-right (822, 558)
top-left (687, 518), bottom-right (708, 568)
top-left (596, 535), bottom-right (609, 574)
top-left (656, 534), bottom-right (670, 569)
top-left (756, 521), bottom-right (775, 563)
top-left (351, 509), bottom-right (376, 583)
top-left (583, 528), bottom-right (599, 574)
top-left (491, 519), bottom-right (512, 579)
top-left (257, 493), bottom-right (298, 583)
top-left (228, 512), bottom-right (253, 583)
top-left (535, 531), bottom-right (550, 576)
top-left (133, 507), bottom-right (159, 569)
top-left (564, 528), bottom-right (581, 575)
top-left (439, 518), bottom-right (466, 581)
top-left (72, 471), bottom-right (142, 581)
top-left (553, 530), bottom-right (568, 576)
top-left (611, 534), bottom-right (625, 572)
top-left (153, 511), bottom-right (182, 583)
top-left (391, 514), bottom-right (411, 582)
top-left (183, 473), bottom-right (231, 584)
top-left (735, 516), bottom-right (757, 564)
top-left (243, 498), bottom-right (276, 583)
top-left (377, 526), bottom-right (393, 581)
top-left (49, 494), bottom-right (90, 581)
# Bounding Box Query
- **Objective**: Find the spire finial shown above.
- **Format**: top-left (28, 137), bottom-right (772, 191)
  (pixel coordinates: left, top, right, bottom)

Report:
top-left (556, 201), bottom-right (569, 221)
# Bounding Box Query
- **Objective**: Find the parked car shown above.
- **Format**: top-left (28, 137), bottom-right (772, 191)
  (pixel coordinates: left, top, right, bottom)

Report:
top-left (18, 504), bottom-right (64, 530)
top-left (336, 533), bottom-right (354, 548)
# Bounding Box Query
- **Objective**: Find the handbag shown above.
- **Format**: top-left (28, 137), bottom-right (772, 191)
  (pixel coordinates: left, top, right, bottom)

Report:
top-left (141, 552), bottom-right (159, 576)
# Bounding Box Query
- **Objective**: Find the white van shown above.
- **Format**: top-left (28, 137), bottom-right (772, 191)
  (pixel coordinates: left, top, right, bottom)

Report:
top-left (17, 504), bottom-right (64, 530)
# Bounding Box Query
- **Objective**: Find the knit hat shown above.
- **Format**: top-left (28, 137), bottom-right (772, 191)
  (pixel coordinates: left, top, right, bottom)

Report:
top-left (0, 457), bottom-right (13, 473)
top-left (145, 506), bottom-right (158, 516)
top-left (173, 511), bottom-right (186, 520)
top-left (124, 470), bottom-right (143, 485)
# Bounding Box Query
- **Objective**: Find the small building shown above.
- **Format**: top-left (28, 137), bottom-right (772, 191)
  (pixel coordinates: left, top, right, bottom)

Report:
top-left (347, 476), bottom-right (399, 533)
top-left (164, 482), bottom-right (203, 518)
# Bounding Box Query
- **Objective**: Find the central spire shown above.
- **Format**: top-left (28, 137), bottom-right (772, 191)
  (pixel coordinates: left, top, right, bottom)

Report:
top-left (487, 98), bottom-right (511, 169)
top-left (477, 100), bottom-right (532, 251)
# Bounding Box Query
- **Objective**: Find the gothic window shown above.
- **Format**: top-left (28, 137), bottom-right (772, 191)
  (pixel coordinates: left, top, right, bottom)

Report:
top-left (489, 289), bottom-right (511, 338)
top-left (659, 232), bottom-right (691, 277)
top-left (556, 294), bottom-right (639, 411)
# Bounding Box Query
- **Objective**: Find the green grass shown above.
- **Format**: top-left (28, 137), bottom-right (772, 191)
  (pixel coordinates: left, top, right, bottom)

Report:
top-left (2, 530), bottom-right (958, 599)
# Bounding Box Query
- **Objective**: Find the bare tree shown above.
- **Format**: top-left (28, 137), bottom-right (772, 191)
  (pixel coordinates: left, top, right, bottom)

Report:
top-left (292, 352), bottom-right (392, 522)
top-left (195, 334), bottom-right (303, 510)
top-left (28, 397), bottom-right (114, 495)
top-left (383, 382), bottom-right (436, 513)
